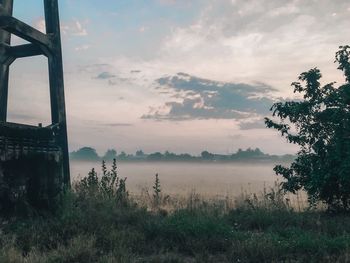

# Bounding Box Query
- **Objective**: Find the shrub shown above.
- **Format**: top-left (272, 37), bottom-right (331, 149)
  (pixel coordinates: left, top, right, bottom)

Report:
top-left (75, 159), bottom-right (129, 206)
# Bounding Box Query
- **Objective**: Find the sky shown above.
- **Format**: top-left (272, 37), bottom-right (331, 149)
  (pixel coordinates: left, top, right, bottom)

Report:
top-left (5, 0), bottom-right (350, 155)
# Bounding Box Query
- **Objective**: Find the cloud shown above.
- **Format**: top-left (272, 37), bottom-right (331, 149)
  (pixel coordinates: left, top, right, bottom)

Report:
top-left (95, 71), bottom-right (116, 79)
top-left (157, 0), bottom-right (190, 6)
top-left (61, 19), bottom-right (88, 36)
top-left (104, 123), bottom-right (133, 127)
top-left (153, 0), bottom-right (350, 92)
top-left (142, 73), bottom-right (276, 121)
top-left (239, 118), bottom-right (267, 130)
top-left (32, 18), bottom-right (88, 37)
top-left (139, 26), bottom-right (148, 33)
top-left (158, 0), bottom-right (177, 4)
top-left (75, 44), bottom-right (90, 51)
top-left (33, 18), bottom-right (46, 33)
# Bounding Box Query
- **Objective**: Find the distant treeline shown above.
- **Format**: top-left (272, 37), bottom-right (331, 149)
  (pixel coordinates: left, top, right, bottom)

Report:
top-left (70, 147), bottom-right (295, 162)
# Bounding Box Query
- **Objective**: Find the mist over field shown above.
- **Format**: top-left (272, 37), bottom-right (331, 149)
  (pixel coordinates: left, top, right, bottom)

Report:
top-left (71, 160), bottom-right (278, 196)
top-left (3, 1), bottom-right (350, 262)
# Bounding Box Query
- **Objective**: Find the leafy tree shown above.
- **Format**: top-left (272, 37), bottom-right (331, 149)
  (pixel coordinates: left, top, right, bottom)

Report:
top-left (135, 150), bottom-right (145, 157)
top-left (234, 147), bottom-right (265, 159)
top-left (147, 152), bottom-right (163, 161)
top-left (118, 151), bottom-right (127, 160)
top-left (103, 149), bottom-right (117, 161)
top-left (70, 147), bottom-right (100, 161)
top-left (179, 153), bottom-right (193, 161)
top-left (265, 45), bottom-right (350, 210)
top-left (201, 151), bottom-right (214, 160)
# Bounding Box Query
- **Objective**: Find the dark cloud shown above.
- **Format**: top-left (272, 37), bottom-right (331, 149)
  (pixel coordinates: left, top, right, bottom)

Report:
top-left (107, 76), bottom-right (131, 86)
top-left (95, 71), bottom-right (116, 79)
top-left (142, 73), bottom-right (276, 121)
top-left (143, 98), bottom-right (250, 120)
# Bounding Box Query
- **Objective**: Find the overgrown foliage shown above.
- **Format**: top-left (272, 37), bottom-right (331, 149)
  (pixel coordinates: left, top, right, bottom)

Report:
top-left (2, 169), bottom-right (350, 262)
top-left (265, 45), bottom-right (350, 211)
top-left (75, 159), bottom-right (128, 205)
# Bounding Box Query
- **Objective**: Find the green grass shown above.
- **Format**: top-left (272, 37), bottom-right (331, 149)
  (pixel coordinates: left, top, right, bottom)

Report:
top-left (2, 190), bottom-right (350, 262)
top-left (1, 167), bottom-right (350, 262)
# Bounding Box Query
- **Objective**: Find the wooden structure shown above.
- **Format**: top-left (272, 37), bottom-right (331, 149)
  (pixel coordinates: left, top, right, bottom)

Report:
top-left (0, 0), bottom-right (69, 211)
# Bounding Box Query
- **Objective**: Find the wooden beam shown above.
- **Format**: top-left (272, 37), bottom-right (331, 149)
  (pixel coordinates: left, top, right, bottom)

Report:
top-left (44, 0), bottom-right (70, 186)
top-left (0, 3), bottom-right (8, 15)
top-left (0, 0), bottom-right (12, 122)
top-left (0, 43), bottom-right (45, 63)
top-left (0, 55), bottom-right (15, 66)
top-left (0, 43), bottom-right (11, 64)
top-left (7, 44), bottom-right (45, 59)
top-left (0, 16), bottom-right (52, 49)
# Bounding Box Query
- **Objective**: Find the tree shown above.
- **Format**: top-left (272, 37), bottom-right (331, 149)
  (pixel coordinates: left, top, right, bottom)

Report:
top-left (135, 150), bottom-right (145, 157)
top-left (147, 152), bottom-right (163, 161)
top-left (70, 147), bottom-right (100, 161)
top-left (201, 151), bottom-right (214, 160)
top-left (234, 147), bottom-right (265, 159)
top-left (103, 149), bottom-right (117, 161)
top-left (118, 151), bottom-right (127, 160)
top-left (265, 45), bottom-right (350, 210)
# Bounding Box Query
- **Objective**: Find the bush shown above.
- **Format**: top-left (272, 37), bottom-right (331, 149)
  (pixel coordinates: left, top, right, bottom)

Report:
top-left (75, 159), bottom-right (129, 206)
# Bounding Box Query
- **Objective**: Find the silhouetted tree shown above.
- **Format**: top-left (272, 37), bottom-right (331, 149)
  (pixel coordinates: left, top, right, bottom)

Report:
top-left (233, 147), bottom-right (266, 159)
top-left (118, 151), bottom-right (127, 160)
top-left (147, 152), bottom-right (163, 161)
top-left (201, 151), bottom-right (214, 160)
top-left (70, 147), bottom-right (100, 161)
top-left (265, 45), bottom-right (350, 211)
top-left (135, 150), bottom-right (145, 157)
top-left (103, 149), bottom-right (117, 161)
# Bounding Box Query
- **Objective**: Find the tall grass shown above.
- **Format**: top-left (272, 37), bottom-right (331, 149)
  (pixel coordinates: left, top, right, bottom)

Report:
top-left (1, 160), bottom-right (350, 262)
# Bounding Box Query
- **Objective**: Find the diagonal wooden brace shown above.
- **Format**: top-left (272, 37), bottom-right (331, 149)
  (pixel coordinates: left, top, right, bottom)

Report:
top-left (0, 16), bottom-right (53, 50)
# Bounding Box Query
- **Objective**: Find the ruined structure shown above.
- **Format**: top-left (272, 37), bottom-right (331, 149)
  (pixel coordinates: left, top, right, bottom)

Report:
top-left (0, 0), bottom-right (70, 212)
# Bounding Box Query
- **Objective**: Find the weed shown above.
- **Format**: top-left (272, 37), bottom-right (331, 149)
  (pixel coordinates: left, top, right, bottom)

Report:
top-left (153, 173), bottom-right (161, 208)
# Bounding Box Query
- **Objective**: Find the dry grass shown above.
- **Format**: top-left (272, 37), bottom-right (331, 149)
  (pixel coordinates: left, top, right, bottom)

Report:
top-left (0, 168), bottom-right (347, 262)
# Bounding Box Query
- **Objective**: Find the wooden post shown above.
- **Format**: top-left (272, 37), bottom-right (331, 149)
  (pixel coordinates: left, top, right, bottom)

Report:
top-left (0, 0), bottom-right (13, 122)
top-left (44, 0), bottom-right (70, 186)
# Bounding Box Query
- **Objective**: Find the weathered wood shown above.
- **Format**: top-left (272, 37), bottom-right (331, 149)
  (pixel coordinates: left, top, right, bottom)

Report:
top-left (7, 43), bottom-right (45, 59)
top-left (0, 122), bottom-right (55, 138)
top-left (44, 0), bottom-right (70, 186)
top-left (0, 16), bottom-right (52, 49)
top-left (0, 0), bottom-right (12, 122)
top-left (0, 43), bottom-right (13, 65)
top-left (0, 0), bottom-right (71, 211)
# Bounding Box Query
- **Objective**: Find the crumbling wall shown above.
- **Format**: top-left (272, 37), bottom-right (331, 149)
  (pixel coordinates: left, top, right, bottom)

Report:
top-left (0, 123), bottom-right (64, 215)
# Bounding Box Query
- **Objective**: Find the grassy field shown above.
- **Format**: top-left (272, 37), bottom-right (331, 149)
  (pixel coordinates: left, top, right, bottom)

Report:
top-left (1, 168), bottom-right (350, 262)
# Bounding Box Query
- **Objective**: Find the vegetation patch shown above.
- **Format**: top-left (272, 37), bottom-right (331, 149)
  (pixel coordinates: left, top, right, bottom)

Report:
top-left (1, 160), bottom-right (350, 263)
